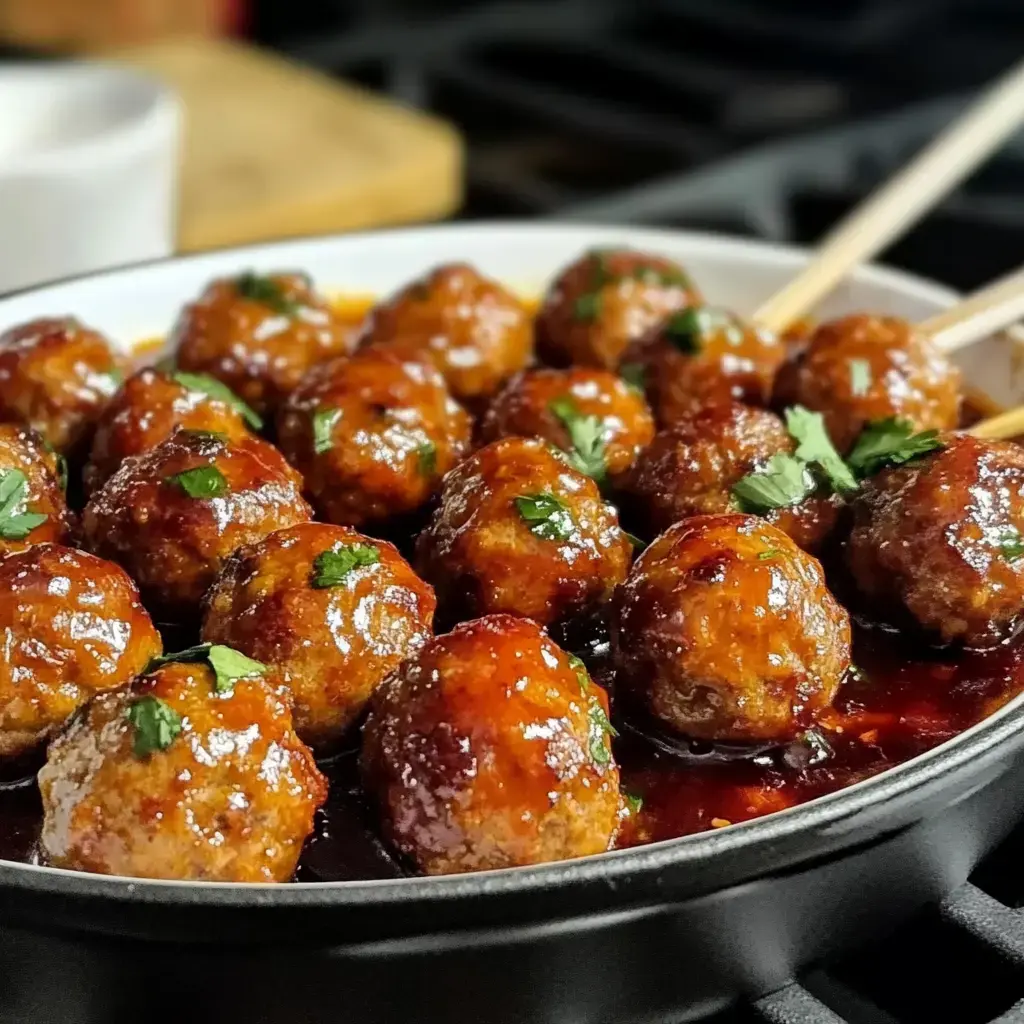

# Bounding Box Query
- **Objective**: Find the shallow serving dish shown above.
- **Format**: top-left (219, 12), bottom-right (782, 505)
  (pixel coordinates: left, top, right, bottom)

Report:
top-left (2, 223), bottom-right (1024, 1024)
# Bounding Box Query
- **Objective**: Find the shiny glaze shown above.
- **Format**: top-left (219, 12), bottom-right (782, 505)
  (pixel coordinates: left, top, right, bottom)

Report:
top-left (0, 317), bottom-right (125, 455)
top-left (416, 437), bottom-right (633, 627)
top-left (481, 366), bottom-right (656, 481)
top-left (0, 544), bottom-right (160, 758)
top-left (37, 661), bottom-right (326, 882)
top-left (361, 615), bottom-right (622, 875)
top-left (774, 314), bottom-right (961, 452)
top-left (203, 522), bottom-right (436, 752)
top-left (173, 272), bottom-right (353, 416)
top-left (276, 348), bottom-right (472, 530)
top-left (82, 428), bottom-right (312, 623)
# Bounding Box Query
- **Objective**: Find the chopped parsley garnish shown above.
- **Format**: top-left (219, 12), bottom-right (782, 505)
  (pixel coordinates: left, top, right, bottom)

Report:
top-left (166, 465), bottom-right (228, 499)
top-left (416, 441), bottom-right (437, 476)
top-left (619, 362), bottom-right (646, 395)
top-left (624, 791), bottom-right (643, 814)
top-left (567, 652), bottom-right (590, 691)
top-left (573, 292), bottom-right (602, 322)
top-left (548, 396), bottom-right (607, 483)
top-left (145, 643), bottom-right (265, 696)
top-left (785, 405), bottom-right (858, 494)
top-left (849, 358), bottom-right (871, 397)
top-left (312, 407), bottom-right (341, 455)
top-left (998, 527), bottom-right (1024, 562)
top-left (181, 429), bottom-right (228, 444)
top-left (662, 308), bottom-right (705, 355)
top-left (125, 696), bottom-right (182, 757)
top-left (846, 417), bottom-right (944, 479)
top-left (625, 531), bottom-right (646, 551)
top-left (172, 371), bottom-right (263, 430)
top-left (587, 701), bottom-right (618, 764)
top-left (0, 469), bottom-right (47, 540)
top-left (731, 453), bottom-right (816, 514)
top-left (311, 543), bottom-right (380, 588)
top-left (757, 549), bottom-right (781, 560)
top-left (514, 493), bottom-right (576, 541)
top-left (235, 271), bottom-right (301, 317)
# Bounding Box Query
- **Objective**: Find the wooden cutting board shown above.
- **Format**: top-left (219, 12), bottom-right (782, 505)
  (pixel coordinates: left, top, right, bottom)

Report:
top-left (106, 37), bottom-right (463, 252)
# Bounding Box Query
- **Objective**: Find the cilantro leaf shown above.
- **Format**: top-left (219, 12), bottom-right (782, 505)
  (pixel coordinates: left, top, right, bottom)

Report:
top-left (172, 371), bottom-right (263, 430)
top-left (849, 358), bottom-right (871, 397)
top-left (125, 695), bottom-right (182, 757)
top-left (846, 417), bottom-right (944, 479)
top-left (567, 652), bottom-right (590, 692)
top-left (416, 441), bottom-right (437, 476)
top-left (619, 362), bottom-right (646, 395)
top-left (207, 645), bottom-right (266, 695)
top-left (624, 790), bottom-right (643, 814)
top-left (0, 469), bottom-right (47, 539)
top-left (312, 407), bottom-right (341, 455)
top-left (998, 527), bottom-right (1024, 563)
top-left (624, 531), bottom-right (646, 551)
top-left (235, 272), bottom-right (301, 317)
top-left (662, 308), bottom-right (704, 355)
top-left (574, 293), bottom-right (602, 322)
top-left (166, 465), bottom-right (228, 499)
top-left (146, 644), bottom-right (213, 673)
top-left (785, 405), bottom-right (858, 494)
top-left (514, 493), bottom-right (576, 541)
top-left (548, 396), bottom-right (607, 483)
top-left (311, 543), bottom-right (380, 588)
top-left (731, 453), bottom-right (816, 514)
top-left (587, 700), bottom-right (618, 765)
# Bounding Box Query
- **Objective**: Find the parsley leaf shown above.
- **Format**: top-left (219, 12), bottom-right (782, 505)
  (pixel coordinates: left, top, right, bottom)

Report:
top-left (171, 371), bottom-right (263, 430)
top-left (846, 417), bottom-right (944, 479)
top-left (125, 696), bottom-right (182, 757)
top-left (166, 465), bottom-right (228, 499)
top-left (785, 405), bottom-right (858, 494)
top-left (849, 358), bottom-right (871, 397)
top-left (625, 531), bottom-right (646, 551)
top-left (235, 272), bottom-right (301, 317)
top-left (146, 643), bottom-right (213, 673)
top-left (587, 700), bottom-right (618, 764)
top-left (548, 396), bottom-right (607, 483)
top-left (311, 543), bottom-right (380, 588)
top-left (662, 308), bottom-right (704, 355)
top-left (998, 527), bottom-right (1024, 562)
top-left (567, 652), bottom-right (590, 692)
top-left (207, 645), bottom-right (266, 695)
top-left (624, 790), bottom-right (643, 814)
top-left (619, 362), bottom-right (646, 395)
top-left (758, 549), bottom-right (781, 560)
top-left (0, 469), bottom-right (47, 540)
top-left (574, 292), bottom-right (602, 322)
top-left (731, 453), bottom-right (816, 514)
top-left (312, 407), bottom-right (341, 455)
top-left (514, 493), bottom-right (576, 541)
top-left (416, 441), bottom-right (437, 476)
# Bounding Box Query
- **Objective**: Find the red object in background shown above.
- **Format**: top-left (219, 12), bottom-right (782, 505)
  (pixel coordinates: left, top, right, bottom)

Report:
top-left (221, 0), bottom-right (247, 33)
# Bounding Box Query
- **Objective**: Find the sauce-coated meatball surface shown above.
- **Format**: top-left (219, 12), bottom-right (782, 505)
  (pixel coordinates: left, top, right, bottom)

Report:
top-left (172, 271), bottom-right (352, 416)
top-left (611, 514), bottom-right (851, 742)
top-left (0, 544), bottom-right (160, 758)
top-left (773, 314), bottom-right (961, 452)
top-left (38, 657), bottom-right (326, 881)
top-left (416, 437), bottom-right (632, 627)
top-left (358, 262), bottom-right (531, 409)
top-left (361, 614), bottom-right (621, 875)
top-left (83, 428), bottom-right (312, 623)
top-left (0, 317), bottom-right (124, 454)
top-left (276, 348), bottom-right (472, 530)
top-left (84, 367), bottom-right (255, 496)
top-left (203, 522), bottom-right (436, 752)
top-left (536, 248), bottom-right (699, 370)
top-left (845, 434), bottom-right (1024, 648)
top-left (480, 367), bottom-right (655, 483)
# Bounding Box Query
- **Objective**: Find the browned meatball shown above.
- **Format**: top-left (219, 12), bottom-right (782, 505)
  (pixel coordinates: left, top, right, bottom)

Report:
top-left (203, 522), bottom-right (435, 752)
top-left (621, 402), bottom-right (842, 553)
top-left (357, 262), bottom-right (532, 410)
top-left (773, 314), bottom-right (961, 453)
top-left (621, 306), bottom-right (785, 426)
top-left (416, 437), bottom-right (632, 627)
top-left (276, 348), bottom-right (472, 530)
top-left (0, 317), bottom-right (125, 454)
top-left (845, 434), bottom-right (1024, 648)
top-left (361, 614), bottom-right (621, 875)
top-left (611, 514), bottom-right (851, 742)
top-left (535, 248), bottom-right (699, 371)
top-left (172, 271), bottom-right (352, 417)
top-left (480, 367), bottom-right (655, 484)
top-left (38, 655), bottom-right (326, 881)
top-left (0, 544), bottom-right (160, 758)
top-left (84, 367), bottom-right (256, 496)
top-left (82, 428), bottom-right (312, 623)
top-left (0, 424), bottom-right (74, 555)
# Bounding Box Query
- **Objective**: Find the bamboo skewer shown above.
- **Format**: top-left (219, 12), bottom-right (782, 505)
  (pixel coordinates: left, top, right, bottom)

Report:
top-left (918, 263), bottom-right (1024, 353)
top-left (752, 58), bottom-right (1024, 334)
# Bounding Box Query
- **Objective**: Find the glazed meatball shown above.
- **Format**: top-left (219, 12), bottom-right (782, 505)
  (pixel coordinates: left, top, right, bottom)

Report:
top-left (621, 402), bottom-right (842, 553)
top-left (84, 367), bottom-right (256, 496)
top-left (38, 657), bottom-right (326, 881)
top-left (172, 271), bottom-right (352, 416)
top-left (611, 514), bottom-right (851, 742)
top-left (361, 614), bottom-right (621, 875)
top-left (536, 248), bottom-right (699, 371)
top-left (357, 262), bottom-right (531, 409)
top-left (773, 314), bottom-right (961, 453)
top-left (0, 424), bottom-right (74, 555)
top-left (0, 317), bottom-right (125, 454)
top-left (416, 437), bottom-right (632, 627)
top-left (82, 428), bottom-right (312, 623)
top-left (0, 544), bottom-right (160, 758)
top-left (203, 522), bottom-right (435, 752)
top-left (276, 348), bottom-right (472, 530)
top-left (621, 306), bottom-right (785, 426)
top-left (845, 434), bottom-right (1024, 648)
top-left (480, 367), bottom-right (655, 484)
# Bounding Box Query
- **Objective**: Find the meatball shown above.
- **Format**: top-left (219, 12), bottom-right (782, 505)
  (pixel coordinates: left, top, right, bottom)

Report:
top-left (535, 248), bottom-right (699, 371)
top-left (357, 262), bottom-right (531, 409)
top-left (361, 614), bottom-right (621, 875)
top-left (0, 424), bottom-right (74, 555)
top-left (773, 314), bottom-right (961, 453)
top-left (416, 437), bottom-right (632, 627)
top-left (480, 367), bottom-right (655, 484)
top-left (276, 348), bottom-right (472, 530)
top-left (172, 271), bottom-right (352, 417)
top-left (84, 367), bottom-right (255, 496)
top-left (845, 434), bottom-right (1024, 648)
top-left (82, 428), bottom-right (312, 623)
top-left (0, 317), bottom-right (125, 454)
top-left (621, 306), bottom-right (785, 426)
top-left (611, 514), bottom-right (851, 742)
top-left (621, 402), bottom-right (842, 553)
top-left (0, 544), bottom-right (160, 758)
top-left (203, 522), bottom-right (435, 752)
top-left (38, 656), bottom-right (326, 881)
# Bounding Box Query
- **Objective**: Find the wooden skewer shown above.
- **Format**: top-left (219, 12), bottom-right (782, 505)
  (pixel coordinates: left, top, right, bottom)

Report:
top-left (969, 406), bottom-right (1024, 441)
top-left (753, 58), bottom-right (1024, 333)
top-left (918, 263), bottom-right (1024, 352)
